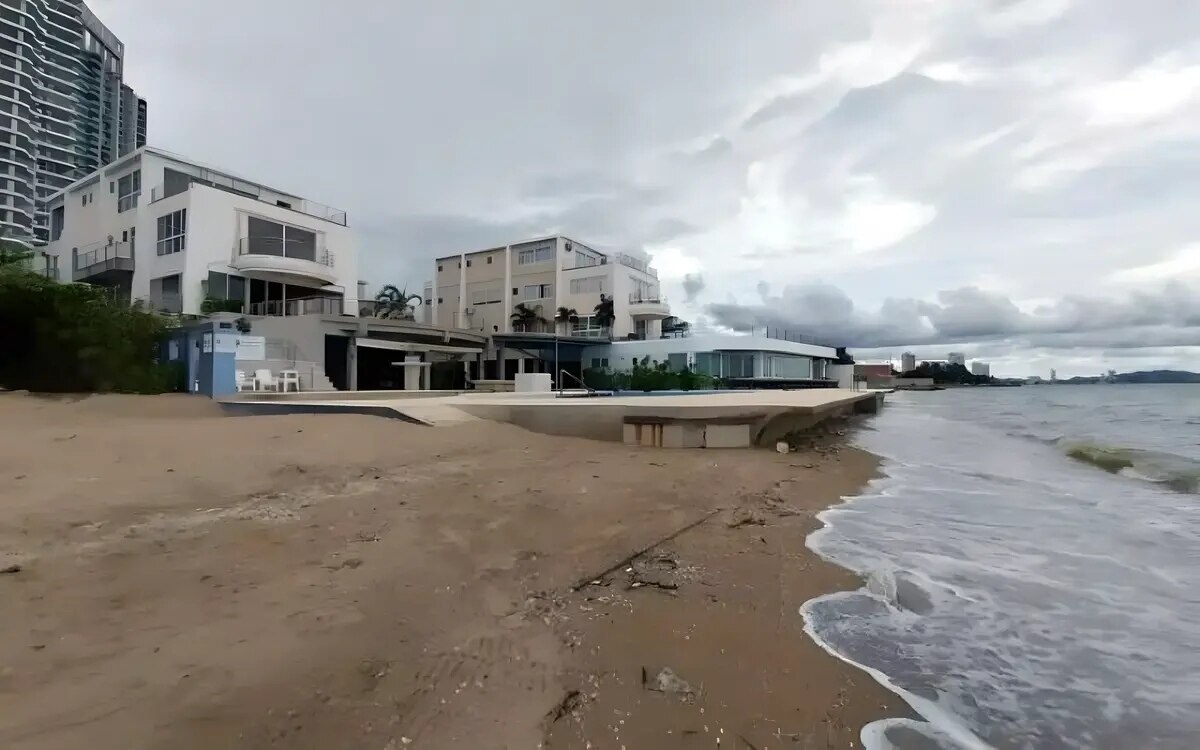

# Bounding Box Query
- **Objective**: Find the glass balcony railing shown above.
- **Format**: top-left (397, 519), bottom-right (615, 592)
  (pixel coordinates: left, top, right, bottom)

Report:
top-left (236, 237), bottom-right (334, 267)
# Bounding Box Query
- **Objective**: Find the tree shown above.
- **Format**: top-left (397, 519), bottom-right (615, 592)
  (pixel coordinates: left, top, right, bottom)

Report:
top-left (373, 285), bottom-right (422, 320)
top-left (510, 302), bottom-right (547, 332)
top-left (592, 294), bottom-right (615, 333)
top-left (554, 306), bottom-right (578, 334)
top-left (0, 228), bottom-right (34, 269)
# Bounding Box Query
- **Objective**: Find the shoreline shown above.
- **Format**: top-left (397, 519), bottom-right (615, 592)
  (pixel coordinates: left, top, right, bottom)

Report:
top-left (0, 392), bottom-right (901, 748)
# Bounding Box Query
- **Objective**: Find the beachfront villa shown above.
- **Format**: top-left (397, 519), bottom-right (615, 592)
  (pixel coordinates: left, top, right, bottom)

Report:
top-left (428, 236), bottom-right (844, 387)
top-left (37, 146), bottom-right (358, 318)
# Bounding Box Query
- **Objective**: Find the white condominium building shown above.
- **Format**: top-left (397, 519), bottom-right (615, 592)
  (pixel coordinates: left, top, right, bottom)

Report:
top-left (429, 236), bottom-right (671, 340)
top-left (39, 146), bottom-right (358, 317)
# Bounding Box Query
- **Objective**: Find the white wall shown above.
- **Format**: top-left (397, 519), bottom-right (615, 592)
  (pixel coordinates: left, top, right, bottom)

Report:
top-left (44, 149), bottom-right (358, 317)
top-left (581, 334), bottom-right (838, 367)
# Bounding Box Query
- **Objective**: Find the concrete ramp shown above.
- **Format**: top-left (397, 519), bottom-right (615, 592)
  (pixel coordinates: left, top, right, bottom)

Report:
top-left (390, 402), bottom-right (481, 426)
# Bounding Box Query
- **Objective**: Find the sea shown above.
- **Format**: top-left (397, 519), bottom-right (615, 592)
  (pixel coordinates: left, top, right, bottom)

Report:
top-left (802, 384), bottom-right (1200, 749)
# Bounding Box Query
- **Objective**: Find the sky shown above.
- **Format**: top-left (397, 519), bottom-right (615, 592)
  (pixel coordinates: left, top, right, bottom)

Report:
top-left (92, 0), bottom-right (1200, 378)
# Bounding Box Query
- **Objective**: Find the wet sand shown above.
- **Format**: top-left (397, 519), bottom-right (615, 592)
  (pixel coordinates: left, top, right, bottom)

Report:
top-left (0, 392), bottom-right (898, 748)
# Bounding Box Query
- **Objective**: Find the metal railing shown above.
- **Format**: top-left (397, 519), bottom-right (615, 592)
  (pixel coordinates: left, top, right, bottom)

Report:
top-left (614, 252), bottom-right (657, 277)
top-left (743, 326), bottom-right (836, 348)
top-left (141, 162), bottom-right (347, 225)
top-left (236, 237), bottom-right (334, 267)
top-left (150, 293), bottom-right (182, 314)
top-left (628, 292), bottom-right (666, 304)
top-left (248, 296), bottom-right (344, 317)
top-left (557, 369), bottom-right (597, 395)
top-left (75, 240), bottom-right (133, 270)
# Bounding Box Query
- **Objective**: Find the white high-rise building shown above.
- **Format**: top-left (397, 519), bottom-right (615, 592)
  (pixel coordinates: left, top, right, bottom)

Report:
top-left (40, 147), bottom-right (357, 317)
top-left (948, 352), bottom-right (966, 366)
top-left (1, 0), bottom-right (148, 244)
top-left (901, 352), bottom-right (917, 373)
top-left (971, 361), bottom-right (990, 377)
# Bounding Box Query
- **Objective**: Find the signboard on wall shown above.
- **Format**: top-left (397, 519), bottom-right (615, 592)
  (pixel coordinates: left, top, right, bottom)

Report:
top-left (213, 333), bottom-right (240, 354)
top-left (234, 335), bottom-right (266, 361)
top-left (201, 332), bottom-right (213, 353)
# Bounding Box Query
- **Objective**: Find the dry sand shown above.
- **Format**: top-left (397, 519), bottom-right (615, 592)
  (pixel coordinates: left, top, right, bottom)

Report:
top-left (0, 391), bottom-right (900, 749)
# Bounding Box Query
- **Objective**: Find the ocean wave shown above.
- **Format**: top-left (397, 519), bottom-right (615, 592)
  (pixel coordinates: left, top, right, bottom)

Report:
top-left (1063, 442), bottom-right (1200, 494)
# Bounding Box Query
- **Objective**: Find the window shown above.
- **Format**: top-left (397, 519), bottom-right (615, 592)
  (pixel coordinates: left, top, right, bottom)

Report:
top-left (80, 193), bottom-right (86, 207)
top-left (569, 276), bottom-right (605, 294)
top-left (516, 241), bottom-right (555, 265)
top-left (470, 288), bottom-right (502, 305)
top-left (150, 273), bottom-right (182, 313)
top-left (486, 256), bottom-right (493, 264)
top-left (121, 230), bottom-right (127, 242)
top-left (523, 283), bottom-right (551, 300)
top-left (109, 181), bottom-right (114, 193)
top-left (117, 170), bottom-right (140, 212)
top-left (512, 287), bottom-right (518, 296)
top-left (49, 205), bottom-right (63, 241)
top-left (246, 216), bottom-right (316, 261)
top-left (438, 264), bottom-right (443, 272)
top-left (571, 315), bottom-right (607, 337)
top-left (156, 208), bottom-right (186, 255)
top-left (466, 259), bottom-right (472, 267)
top-left (437, 297), bottom-right (443, 304)
top-left (589, 357), bottom-right (609, 369)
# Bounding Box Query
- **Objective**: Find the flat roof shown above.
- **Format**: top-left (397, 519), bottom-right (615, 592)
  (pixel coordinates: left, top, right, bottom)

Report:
top-left (435, 234), bottom-right (600, 263)
top-left (45, 146), bottom-right (342, 215)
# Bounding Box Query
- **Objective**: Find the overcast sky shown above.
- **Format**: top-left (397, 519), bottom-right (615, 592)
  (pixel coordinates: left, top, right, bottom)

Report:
top-left (93, 0), bottom-right (1200, 377)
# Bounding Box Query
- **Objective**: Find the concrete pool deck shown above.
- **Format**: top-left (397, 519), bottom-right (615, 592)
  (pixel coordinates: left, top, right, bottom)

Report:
top-left (220, 388), bottom-right (883, 447)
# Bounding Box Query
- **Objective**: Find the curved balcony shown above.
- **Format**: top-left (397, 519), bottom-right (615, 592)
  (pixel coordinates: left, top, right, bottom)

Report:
top-left (230, 237), bottom-right (338, 285)
top-left (627, 292), bottom-right (670, 319)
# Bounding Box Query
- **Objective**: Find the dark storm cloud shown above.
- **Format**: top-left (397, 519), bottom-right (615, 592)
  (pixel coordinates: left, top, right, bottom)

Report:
top-left (705, 281), bottom-right (1200, 349)
top-left (681, 273), bottom-right (706, 303)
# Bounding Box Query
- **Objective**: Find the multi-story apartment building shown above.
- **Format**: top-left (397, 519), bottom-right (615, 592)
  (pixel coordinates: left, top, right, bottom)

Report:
top-left (41, 146), bottom-right (357, 317)
top-left (901, 351), bottom-right (916, 373)
top-left (0, 0), bottom-right (148, 244)
top-left (430, 236), bottom-right (671, 340)
top-left (971, 361), bottom-right (990, 377)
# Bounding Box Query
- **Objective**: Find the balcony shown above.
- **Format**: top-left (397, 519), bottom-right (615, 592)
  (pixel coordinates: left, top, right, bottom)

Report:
top-left (150, 174), bottom-right (348, 226)
top-left (73, 240), bottom-right (133, 283)
top-left (627, 292), bottom-right (670, 319)
top-left (230, 237), bottom-right (338, 285)
top-left (248, 296), bottom-right (344, 317)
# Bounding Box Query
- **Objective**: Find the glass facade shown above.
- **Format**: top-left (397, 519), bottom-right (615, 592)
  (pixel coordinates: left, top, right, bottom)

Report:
top-left (0, 0), bottom-right (148, 243)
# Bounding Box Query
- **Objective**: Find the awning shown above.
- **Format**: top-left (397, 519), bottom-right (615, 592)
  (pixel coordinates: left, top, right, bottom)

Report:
top-left (355, 337), bottom-right (482, 355)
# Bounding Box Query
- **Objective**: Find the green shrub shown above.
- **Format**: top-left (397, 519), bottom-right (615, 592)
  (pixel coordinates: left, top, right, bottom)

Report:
top-left (582, 357), bottom-right (717, 392)
top-left (0, 267), bottom-right (175, 393)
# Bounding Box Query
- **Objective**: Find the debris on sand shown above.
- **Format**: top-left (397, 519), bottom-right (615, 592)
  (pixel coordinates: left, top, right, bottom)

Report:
top-left (727, 507), bottom-right (766, 529)
top-left (544, 689), bottom-right (585, 724)
top-left (1, 563), bottom-right (21, 574)
top-left (645, 667), bottom-right (696, 700)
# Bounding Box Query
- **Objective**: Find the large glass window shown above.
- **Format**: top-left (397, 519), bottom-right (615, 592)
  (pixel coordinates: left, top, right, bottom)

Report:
top-left (117, 169), bottom-right (140, 212)
top-left (522, 283), bottom-right (552, 300)
top-left (569, 276), bottom-right (605, 294)
top-left (246, 216), bottom-right (317, 261)
top-left (156, 209), bottom-right (186, 255)
top-left (516, 240), bottom-right (555, 265)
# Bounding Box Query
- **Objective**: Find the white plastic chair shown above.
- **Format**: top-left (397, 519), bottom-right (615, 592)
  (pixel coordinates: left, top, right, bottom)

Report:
top-left (235, 370), bottom-right (252, 392)
top-left (279, 369), bottom-right (301, 393)
top-left (253, 369), bottom-right (278, 392)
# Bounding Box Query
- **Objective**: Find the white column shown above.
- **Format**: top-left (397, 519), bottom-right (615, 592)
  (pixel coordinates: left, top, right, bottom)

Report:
top-left (517, 357), bottom-right (525, 375)
top-left (457, 253), bottom-right (467, 329)
top-left (503, 245), bottom-right (513, 333)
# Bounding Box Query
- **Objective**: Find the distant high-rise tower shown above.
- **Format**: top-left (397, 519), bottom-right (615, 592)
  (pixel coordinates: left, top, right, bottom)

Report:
top-left (0, 0), bottom-right (148, 244)
top-left (1050, 368), bottom-right (1058, 382)
top-left (901, 352), bottom-right (917, 373)
top-left (948, 352), bottom-right (966, 367)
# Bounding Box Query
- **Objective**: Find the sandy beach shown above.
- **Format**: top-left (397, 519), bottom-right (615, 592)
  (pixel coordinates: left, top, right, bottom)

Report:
top-left (0, 391), bottom-right (898, 749)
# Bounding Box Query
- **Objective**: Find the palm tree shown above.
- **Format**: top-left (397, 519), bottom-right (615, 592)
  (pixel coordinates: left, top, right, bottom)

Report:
top-left (592, 294), bottom-right (615, 335)
top-left (510, 302), bottom-right (547, 332)
top-left (374, 284), bottom-right (423, 320)
top-left (554, 306), bottom-right (579, 335)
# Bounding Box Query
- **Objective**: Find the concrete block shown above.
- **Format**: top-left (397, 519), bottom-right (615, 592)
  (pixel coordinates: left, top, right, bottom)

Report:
top-left (515, 373), bottom-right (553, 393)
top-left (704, 423), bottom-right (751, 449)
top-left (661, 423), bottom-right (704, 449)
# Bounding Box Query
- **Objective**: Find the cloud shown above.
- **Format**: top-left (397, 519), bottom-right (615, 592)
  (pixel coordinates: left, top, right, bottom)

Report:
top-left (704, 280), bottom-right (1200, 351)
top-left (87, 0), bottom-right (1200, 375)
